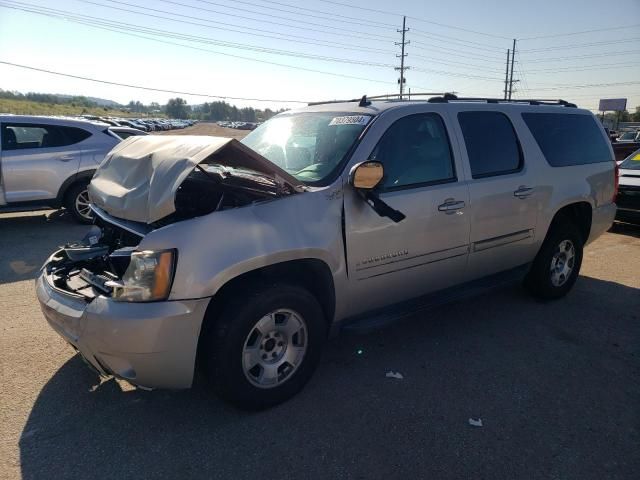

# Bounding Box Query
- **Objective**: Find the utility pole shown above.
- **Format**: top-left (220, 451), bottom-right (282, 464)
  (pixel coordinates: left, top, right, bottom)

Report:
top-left (503, 49), bottom-right (510, 100)
top-left (508, 38), bottom-right (517, 100)
top-left (395, 16), bottom-right (409, 100)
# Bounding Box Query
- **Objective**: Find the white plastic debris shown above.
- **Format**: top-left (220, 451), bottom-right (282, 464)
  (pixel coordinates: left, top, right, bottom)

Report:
top-left (468, 418), bottom-right (483, 427)
top-left (385, 371), bottom-right (404, 379)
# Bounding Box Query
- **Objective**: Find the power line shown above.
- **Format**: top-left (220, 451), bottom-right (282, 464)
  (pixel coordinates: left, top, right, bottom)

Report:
top-left (2, 1), bottom-right (394, 54)
top-left (190, 0), bottom-right (396, 29)
top-left (409, 54), bottom-right (503, 73)
top-left (0, 5), bottom-right (410, 86)
top-left (0, 60), bottom-right (309, 103)
top-left (411, 40), bottom-right (504, 61)
top-left (410, 30), bottom-right (505, 52)
top-left (90, 0), bottom-right (396, 44)
top-left (0, 2), bottom-right (396, 59)
top-left (521, 50), bottom-right (640, 63)
top-left (153, 0), bottom-right (397, 41)
top-left (526, 81), bottom-right (640, 91)
top-left (519, 23), bottom-right (640, 41)
top-left (315, 0), bottom-right (512, 39)
top-left (412, 67), bottom-right (503, 81)
top-left (520, 37), bottom-right (640, 53)
top-left (4, 2), bottom-right (478, 89)
top-left (526, 62), bottom-right (640, 74)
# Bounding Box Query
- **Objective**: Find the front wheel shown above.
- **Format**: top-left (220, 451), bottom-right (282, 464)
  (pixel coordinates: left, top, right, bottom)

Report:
top-left (525, 221), bottom-right (583, 300)
top-left (64, 183), bottom-right (94, 224)
top-left (204, 284), bottom-right (326, 410)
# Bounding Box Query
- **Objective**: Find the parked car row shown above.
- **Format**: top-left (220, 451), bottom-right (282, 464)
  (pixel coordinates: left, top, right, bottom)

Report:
top-left (216, 120), bottom-right (260, 130)
top-left (0, 114), bottom-right (153, 222)
top-left (80, 116), bottom-right (197, 132)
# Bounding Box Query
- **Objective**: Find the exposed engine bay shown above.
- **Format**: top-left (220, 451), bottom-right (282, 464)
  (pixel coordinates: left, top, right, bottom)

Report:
top-left (153, 162), bottom-right (289, 227)
top-left (47, 158), bottom-right (293, 300)
top-left (45, 214), bottom-right (142, 300)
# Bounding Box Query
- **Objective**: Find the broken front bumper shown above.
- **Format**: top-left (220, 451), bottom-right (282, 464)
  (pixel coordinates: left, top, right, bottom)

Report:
top-left (36, 255), bottom-right (210, 389)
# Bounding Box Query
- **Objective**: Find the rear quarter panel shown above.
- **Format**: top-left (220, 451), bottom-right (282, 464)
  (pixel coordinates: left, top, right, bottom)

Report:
top-left (514, 110), bottom-right (615, 245)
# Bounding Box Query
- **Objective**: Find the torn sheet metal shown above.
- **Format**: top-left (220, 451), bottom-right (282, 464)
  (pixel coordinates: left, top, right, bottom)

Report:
top-left (88, 135), bottom-right (304, 224)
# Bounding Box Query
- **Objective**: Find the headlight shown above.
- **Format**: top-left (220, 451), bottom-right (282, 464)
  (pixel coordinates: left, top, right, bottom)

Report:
top-left (111, 249), bottom-right (176, 302)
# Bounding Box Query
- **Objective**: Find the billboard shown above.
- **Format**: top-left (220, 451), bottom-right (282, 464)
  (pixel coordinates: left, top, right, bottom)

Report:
top-left (598, 98), bottom-right (627, 112)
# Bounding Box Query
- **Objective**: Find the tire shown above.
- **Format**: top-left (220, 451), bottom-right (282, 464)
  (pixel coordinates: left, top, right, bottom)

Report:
top-left (525, 219), bottom-right (584, 300)
top-left (204, 283), bottom-right (327, 410)
top-left (64, 183), bottom-right (94, 224)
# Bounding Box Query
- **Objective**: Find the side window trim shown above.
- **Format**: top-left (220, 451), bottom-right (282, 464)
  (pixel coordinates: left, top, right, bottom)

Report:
top-left (457, 111), bottom-right (525, 180)
top-left (371, 112), bottom-right (458, 193)
top-left (0, 123), bottom-right (91, 151)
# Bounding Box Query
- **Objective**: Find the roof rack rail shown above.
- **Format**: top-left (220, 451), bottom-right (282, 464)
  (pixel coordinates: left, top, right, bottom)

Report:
top-left (427, 94), bottom-right (577, 108)
top-left (307, 92), bottom-right (453, 106)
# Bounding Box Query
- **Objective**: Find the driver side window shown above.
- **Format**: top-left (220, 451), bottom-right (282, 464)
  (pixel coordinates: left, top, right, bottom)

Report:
top-left (370, 113), bottom-right (456, 190)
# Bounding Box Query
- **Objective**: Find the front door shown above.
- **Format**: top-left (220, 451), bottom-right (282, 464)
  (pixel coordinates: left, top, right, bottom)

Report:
top-left (343, 110), bottom-right (471, 317)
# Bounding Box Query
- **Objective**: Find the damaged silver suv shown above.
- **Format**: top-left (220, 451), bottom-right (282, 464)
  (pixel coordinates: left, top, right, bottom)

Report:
top-left (36, 95), bottom-right (617, 409)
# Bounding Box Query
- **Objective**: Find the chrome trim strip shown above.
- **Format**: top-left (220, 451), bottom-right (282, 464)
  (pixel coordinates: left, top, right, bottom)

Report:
top-left (473, 229), bottom-right (533, 252)
top-left (356, 244), bottom-right (469, 272)
top-left (357, 245), bottom-right (469, 281)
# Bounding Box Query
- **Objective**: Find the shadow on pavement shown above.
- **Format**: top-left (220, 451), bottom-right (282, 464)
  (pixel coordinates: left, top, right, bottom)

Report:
top-left (0, 210), bottom-right (89, 285)
top-left (19, 276), bottom-right (640, 480)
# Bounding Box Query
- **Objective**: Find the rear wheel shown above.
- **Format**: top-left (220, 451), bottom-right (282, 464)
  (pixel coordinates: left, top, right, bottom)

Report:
top-left (64, 183), bottom-right (93, 224)
top-left (525, 221), bottom-right (583, 299)
top-left (204, 284), bottom-right (326, 410)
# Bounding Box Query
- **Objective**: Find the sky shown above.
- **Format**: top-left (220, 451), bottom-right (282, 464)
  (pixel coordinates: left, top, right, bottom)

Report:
top-left (0, 0), bottom-right (638, 112)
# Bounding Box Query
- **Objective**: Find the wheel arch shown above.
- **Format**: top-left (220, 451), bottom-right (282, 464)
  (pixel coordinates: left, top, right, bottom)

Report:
top-left (196, 258), bottom-right (336, 369)
top-left (547, 201), bottom-right (593, 245)
top-left (56, 169), bottom-right (96, 203)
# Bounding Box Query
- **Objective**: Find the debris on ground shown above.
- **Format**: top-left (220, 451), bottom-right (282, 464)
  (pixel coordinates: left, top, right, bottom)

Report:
top-left (468, 418), bottom-right (483, 427)
top-left (385, 371), bottom-right (404, 379)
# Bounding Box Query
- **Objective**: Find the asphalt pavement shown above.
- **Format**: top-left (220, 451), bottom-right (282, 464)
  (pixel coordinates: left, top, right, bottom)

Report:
top-left (1, 210), bottom-right (639, 480)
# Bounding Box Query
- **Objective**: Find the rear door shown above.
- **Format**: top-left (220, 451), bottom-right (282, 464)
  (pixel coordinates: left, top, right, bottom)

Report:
top-left (0, 123), bottom-right (88, 202)
top-left (450, 107), bottom-right (539, 279)
top-left (343, 108), bottom-right (471, 316)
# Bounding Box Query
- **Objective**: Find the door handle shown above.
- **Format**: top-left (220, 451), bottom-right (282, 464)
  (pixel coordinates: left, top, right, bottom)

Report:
top-left (59, 155), bottom-right (74, 162)
top-left (514, 186), bottom-right (534, 198)
top-left (438, 199), bottom-right (466, 213)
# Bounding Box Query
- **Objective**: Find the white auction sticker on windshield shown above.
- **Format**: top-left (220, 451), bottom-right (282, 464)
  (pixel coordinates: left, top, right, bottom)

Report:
top-left (329, 115), bottom-right (371, 126)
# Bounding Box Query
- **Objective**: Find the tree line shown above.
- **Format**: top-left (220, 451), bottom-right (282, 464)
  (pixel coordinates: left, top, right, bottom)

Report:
top-left (0, 91), bottom-right (284, 121)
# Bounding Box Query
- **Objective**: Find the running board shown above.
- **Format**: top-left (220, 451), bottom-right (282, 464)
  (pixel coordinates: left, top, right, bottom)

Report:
top-left (338, 264), bottom-right (530, 335)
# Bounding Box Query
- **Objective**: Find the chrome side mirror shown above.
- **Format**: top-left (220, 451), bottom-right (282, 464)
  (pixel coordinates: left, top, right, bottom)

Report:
top-left (349, 161), bottom-right (384, 190)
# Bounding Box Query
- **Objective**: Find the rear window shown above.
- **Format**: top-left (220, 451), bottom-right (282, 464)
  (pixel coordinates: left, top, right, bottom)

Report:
top-left (522, 113), bottom-right (612, 167)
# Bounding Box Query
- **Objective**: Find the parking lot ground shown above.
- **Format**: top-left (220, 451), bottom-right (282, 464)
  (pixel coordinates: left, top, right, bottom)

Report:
top-left (1, 211), bottom-right (639, 480)
top-left (154, 122), bottom-right (250, 139)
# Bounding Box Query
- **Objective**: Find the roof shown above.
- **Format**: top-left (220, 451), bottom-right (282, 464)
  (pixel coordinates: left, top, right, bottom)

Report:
top-left (288, 95), bottom-right (587, 116)
top-left (0, 114), bottom-right (109, 128)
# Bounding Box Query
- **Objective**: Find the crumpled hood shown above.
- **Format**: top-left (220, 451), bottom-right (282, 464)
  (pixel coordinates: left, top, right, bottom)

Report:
top-left (88, 135), bottom-right (304, 224)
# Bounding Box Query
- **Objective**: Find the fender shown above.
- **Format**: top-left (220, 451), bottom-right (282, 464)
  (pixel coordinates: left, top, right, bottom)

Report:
top-left (56, 169), bottom-right (96, 203)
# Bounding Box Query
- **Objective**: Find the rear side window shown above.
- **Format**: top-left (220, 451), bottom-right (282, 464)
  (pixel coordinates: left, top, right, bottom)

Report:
top-left (370, 113), bottom-right (456, 190)
top-left (522, 113), bottom-right (612, 166)
top-left (458, 111), bottom-right (523, 178)
top-left (1, 123), bottom-right (92, 151)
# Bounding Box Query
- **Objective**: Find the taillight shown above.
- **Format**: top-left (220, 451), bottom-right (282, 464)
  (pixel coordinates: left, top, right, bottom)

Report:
top-left (613, 161), bottom-right (619, 202)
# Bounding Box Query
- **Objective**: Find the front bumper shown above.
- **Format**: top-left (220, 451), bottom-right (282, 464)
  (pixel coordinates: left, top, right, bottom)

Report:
top-left (36, 261), bottom-right (210, 389)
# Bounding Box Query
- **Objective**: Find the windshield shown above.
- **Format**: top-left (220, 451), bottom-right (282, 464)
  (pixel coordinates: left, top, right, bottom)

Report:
top-left (241, 112), bottom-right (371, 184)
top-left (620, 148), bottom-right (640, 170)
